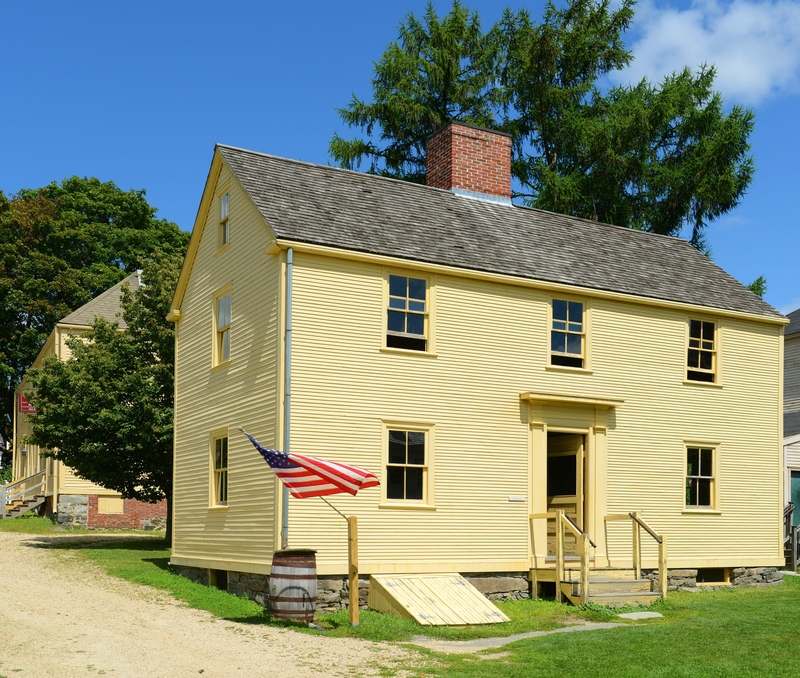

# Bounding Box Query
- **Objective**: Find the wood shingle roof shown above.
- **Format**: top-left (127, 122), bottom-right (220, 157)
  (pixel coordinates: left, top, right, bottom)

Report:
top-left (218, 144), bottom-right (782, 320)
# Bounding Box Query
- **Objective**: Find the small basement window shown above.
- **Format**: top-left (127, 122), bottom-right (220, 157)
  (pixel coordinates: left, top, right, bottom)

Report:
top-left (696, 568), bottom-right (728, 584)
top-left (210, 569), bottom-right (228, 591)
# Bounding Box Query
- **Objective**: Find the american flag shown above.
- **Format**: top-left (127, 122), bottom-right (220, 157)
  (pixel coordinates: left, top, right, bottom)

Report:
top-left (242, 431), bottom-right (379, 499)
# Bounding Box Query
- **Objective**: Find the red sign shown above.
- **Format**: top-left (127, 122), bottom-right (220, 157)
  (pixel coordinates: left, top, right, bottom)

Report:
top-left (18, 395), bottom-right (36, 414)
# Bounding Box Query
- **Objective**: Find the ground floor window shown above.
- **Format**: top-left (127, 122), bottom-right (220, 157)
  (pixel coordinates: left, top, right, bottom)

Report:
top-left (686, 445), bottom-right (715, 508)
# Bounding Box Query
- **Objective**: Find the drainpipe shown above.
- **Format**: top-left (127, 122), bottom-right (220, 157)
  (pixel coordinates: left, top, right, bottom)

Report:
top-left (281, 248), bottom-right (293, 550)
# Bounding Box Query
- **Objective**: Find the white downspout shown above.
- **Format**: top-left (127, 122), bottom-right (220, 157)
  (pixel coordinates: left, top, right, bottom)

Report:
top-left (282, 248), bottom-right (293, 550)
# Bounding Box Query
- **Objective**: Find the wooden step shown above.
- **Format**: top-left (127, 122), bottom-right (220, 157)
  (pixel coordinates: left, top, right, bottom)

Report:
top-left (563, 568), bottom-right (636, 582)
top-left (586, 591), bottom-right (663, 607)
top-left (3, 495), bottom-right (45, 519)
top-left (560, 582), bottom-right (662, 607)
top-left (565, 579), bottom-right (653, 596)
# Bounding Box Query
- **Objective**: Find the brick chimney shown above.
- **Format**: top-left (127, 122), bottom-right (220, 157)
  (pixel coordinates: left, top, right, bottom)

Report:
top-left (425, 122), bottom-right (512, 202)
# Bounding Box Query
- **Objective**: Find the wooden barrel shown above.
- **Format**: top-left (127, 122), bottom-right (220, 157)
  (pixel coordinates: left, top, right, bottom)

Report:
top-left (269, 549), bottom-right (317, 622)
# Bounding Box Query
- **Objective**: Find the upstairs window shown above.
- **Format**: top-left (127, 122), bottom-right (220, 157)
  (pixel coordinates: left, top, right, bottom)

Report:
top-left (219, 193), bottom-right (230, 247)
top-left (387, 274), bottom-right (427, 351)
top-left (387, 430), bottom-right (426, 501)
top-left (550, 299), bottom-right (584, 368)
top-left (687, 320), bottom-right (716, 382)
top-left (216, 292), bottom-right (231, 364)
top-left (686, 446), bottom-right (714, 508)
top-left (213, 436), bottom-right (229, 506)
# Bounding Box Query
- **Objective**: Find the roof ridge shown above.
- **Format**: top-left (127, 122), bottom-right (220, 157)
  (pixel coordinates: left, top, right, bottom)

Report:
top-left (217, 144), bottom-right (695, 248)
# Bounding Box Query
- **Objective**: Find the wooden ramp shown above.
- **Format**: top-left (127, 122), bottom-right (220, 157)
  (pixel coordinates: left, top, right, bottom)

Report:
top-left (369, 573), bottom-right (510, 626)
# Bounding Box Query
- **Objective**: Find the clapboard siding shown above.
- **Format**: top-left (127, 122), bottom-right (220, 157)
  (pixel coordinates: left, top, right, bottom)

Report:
top-left (171, 160), bottom-right (280, 568)
top-left (283, 252), bottom-right (783, 571)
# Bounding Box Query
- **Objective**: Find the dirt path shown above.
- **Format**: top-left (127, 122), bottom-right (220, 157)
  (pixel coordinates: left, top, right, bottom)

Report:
top-left (0, 532), bottom-right (414, 678)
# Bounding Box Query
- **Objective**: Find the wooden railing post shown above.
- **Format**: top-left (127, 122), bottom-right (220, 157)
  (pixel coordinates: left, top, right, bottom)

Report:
top-left (555, 510), bottom-right (565, 603)
top-left (0, 482), bottom-right (6, 519)
top-left (658, 534), bottom-right (668, 599)
top-left (631, 511), bottom-right (641, 580)
top-left (580, 532), bottom-right (590, 605)
top-left (347, 516), bottom-right (359, 627)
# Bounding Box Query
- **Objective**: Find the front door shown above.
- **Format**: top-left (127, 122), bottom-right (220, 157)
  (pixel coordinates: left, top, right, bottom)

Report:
top-left (792, 471), bottom-right (800, 527)
top-left (546, 432), bottom-right (585, 556)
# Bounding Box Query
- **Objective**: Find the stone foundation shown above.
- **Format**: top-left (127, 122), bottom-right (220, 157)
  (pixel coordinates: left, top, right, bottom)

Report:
top-left (56, 494), bottom-right (88, 527)
top-left (171, 566), bottom-right (530, 612)
top-left (642, 567), bottom-right (783, 591)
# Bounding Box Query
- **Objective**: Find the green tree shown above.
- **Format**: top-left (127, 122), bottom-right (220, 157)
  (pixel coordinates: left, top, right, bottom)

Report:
top-left (330, 0), bottom-right (754, 253)
top-left (747, 275), bottom-right (768, 298)
top-left (25, 251), bottom-right (181, 541)
top-left (330, 0), bottom-right (501, 183)
top-left (0, 177), bottom-right (189, 445)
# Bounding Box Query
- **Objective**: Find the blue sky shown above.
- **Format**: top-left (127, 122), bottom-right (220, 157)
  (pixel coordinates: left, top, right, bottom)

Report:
top-left (2, 0), bottom-right (798, 313)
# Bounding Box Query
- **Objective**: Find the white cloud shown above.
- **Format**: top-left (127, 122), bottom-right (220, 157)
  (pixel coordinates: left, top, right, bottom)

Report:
top-left (614, 0), bottom-right (800, 104)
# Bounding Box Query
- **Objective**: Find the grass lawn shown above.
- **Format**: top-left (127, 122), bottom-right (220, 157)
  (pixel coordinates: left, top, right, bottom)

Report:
top-left (8, 522), bottom-right (800, 676)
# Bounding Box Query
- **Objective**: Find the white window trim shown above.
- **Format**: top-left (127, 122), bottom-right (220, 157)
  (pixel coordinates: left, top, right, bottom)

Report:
top-left (380, 268), bottom-right (437, 356)
top-left (379, 419), bottom-right (436, 509)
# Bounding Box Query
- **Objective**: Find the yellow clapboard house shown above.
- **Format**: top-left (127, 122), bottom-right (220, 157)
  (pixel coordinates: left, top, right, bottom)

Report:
top-left (167, 123), bottom-right (788, 607)
top-left (8, 273), bottom-right (167, 529)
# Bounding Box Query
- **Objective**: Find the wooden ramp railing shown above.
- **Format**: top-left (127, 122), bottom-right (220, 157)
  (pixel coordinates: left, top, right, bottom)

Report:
top-left (605, 512), bottom-right (668, 599)
top-left (1, 470), bottom-right (47, 519)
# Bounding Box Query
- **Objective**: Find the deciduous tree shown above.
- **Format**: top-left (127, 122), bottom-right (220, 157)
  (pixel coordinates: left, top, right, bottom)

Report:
top-left (0, 177), bottom-right (188, 444)
top-left (25, 251), bottom-right (181, 542)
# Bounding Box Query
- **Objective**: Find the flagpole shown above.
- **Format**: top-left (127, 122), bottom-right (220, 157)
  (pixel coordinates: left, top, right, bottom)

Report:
top-left (321, 498), bottom-right (359, 627)
top-left (281, 247), bottom-right (293, 551)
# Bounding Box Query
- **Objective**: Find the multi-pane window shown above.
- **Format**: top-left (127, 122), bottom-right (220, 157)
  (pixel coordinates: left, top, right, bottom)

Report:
top-left (551, 299), bottom-right (584, 368)
top-left (219, 193), bottom-right (230, 246)
top-left (687, 320), bottom-right (716, 382)
top-left (686, 446), bottom-right (714, 507)
top-left (214, 436), bottom-right (228, 506)
top-left (387, 275), bottom-right (427, 351)
top-left (216, 293), bottom-right (231, 364)
top-left (387, 430), bottom-right (426, 501)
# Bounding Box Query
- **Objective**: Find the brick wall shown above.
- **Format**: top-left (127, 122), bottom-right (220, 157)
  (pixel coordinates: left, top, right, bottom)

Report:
top-left (425, 122), bottom-right (512, 198)
top-left (87, 495), bottom-right (167, 529)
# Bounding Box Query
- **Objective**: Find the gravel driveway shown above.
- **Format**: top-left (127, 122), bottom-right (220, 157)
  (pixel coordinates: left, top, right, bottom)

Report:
top-left (0, 532), bottom-right (413, 678)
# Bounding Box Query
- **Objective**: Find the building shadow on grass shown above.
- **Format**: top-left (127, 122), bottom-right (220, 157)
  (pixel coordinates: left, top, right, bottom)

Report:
top-left (22, 534), bottom-right (169, 550)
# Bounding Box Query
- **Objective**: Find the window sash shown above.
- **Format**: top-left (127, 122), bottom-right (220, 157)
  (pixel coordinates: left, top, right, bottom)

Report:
top-left (687, 320), bottom-right (716, 380)
top-left (213, 437), bottom-right (228, 505)
top-left (686, 447), bottom-right (714, 507)
top-left (217, 294), bottom-right (231, 363)
top-left (387, 275), bottom-right (427, 339)
top-left (550, 299), bottom-right (585, 363)
top-left (386, 429), bottom-right (427, 501)
top-left (220, 193), bottom-right (229, 221)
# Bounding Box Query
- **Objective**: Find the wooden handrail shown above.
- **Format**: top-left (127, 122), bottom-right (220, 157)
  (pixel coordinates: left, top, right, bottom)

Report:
top-left (604, 512), bottom-right (668, 600)
top-left (563, 513), bottom-right (597, 548)
top-left (629, 512), bottom-right (662, 544)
